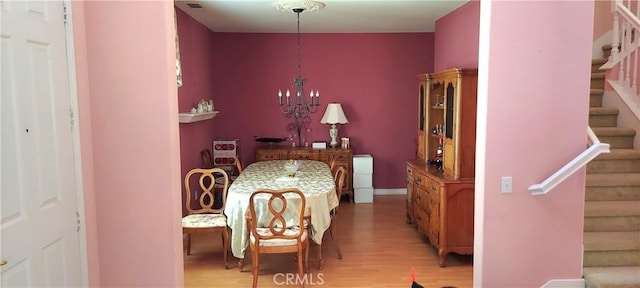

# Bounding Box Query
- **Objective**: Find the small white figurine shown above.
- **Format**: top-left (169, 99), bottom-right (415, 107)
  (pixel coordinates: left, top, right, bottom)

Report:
top-left (196, 101), bottom-right (204, 113)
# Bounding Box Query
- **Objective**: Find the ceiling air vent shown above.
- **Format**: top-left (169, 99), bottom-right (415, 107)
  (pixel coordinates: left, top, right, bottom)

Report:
top-left (186, 3), bottom-right (202, 8)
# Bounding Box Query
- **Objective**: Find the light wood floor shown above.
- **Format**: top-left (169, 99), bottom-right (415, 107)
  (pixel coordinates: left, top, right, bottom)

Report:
top-left (184, 195), bottom-right (473, 288)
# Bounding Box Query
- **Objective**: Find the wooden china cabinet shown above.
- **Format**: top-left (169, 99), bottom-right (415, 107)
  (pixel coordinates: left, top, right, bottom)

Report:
top-left (407, 68), bottom-right (477, 267)
top-left (255, 146), bottom-right (353, 201)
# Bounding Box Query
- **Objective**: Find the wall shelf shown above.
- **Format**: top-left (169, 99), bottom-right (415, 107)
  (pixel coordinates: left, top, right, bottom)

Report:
top-left (178, 111), bottom-right (219, 123)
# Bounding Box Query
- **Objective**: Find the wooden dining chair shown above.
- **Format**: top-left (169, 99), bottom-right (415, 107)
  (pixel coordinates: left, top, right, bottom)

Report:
top-left (182, 167), bottom-right (231, 269)
top-left (200, 149), bottom-right (214, 168)
top-left (214, 156), bottom-right (243, 191)
top-left (317, 166), bottom-right (347, 269)
top-left (201, 149), bottom-right (243, 176)
top-left (233, 156), bottom-right (243, 174)
top-left (244, 188), bottom-right (310, 288)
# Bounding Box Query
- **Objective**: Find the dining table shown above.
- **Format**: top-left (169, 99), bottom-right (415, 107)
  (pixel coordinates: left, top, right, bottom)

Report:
top-left (224, 159), bottom-right (339, 259)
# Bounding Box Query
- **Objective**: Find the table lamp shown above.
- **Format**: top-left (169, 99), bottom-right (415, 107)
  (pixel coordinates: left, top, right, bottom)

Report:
top-left (320, 103), bottom-right (348, 147)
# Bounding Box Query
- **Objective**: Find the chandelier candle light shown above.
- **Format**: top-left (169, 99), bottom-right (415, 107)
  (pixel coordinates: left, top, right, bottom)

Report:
top-left (320, 103), bottom-right (349, 147)
top-left (274, 0), bottom-right (325, 147)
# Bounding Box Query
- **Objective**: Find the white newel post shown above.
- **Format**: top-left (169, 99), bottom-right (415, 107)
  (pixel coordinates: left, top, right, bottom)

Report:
top-left (611, 0), bottom-right (620, 60)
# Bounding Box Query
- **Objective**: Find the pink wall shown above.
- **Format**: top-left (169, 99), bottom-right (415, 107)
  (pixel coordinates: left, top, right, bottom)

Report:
top-left (434, 1), bottom-right (480, 71)
top-left (175, 8), bottom-right (218, 214)
top-left (474, 1), bottom-right (593, 286)
top-left (209, 33), bottom-right (434, 188)
top-left (76, 1), bottom-right (183, 286)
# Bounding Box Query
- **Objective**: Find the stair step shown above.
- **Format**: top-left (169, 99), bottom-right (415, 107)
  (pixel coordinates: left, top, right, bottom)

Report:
top-left (593, 72), bottom-right (607, 78)
top-left (587, 186), bottom-right (640, 201)
top-left (592, 127), bottom-right (637, 136)
top-left (584, 248), bottom-right (640, 267)
top-left (585, 215), bottom-right (640, 232)
top-left (592, 58), bottom-right (608, 73)
top-left (584, 201), bottom-right (640, 232)
top-left (595, 149), bottom-right (640, 161)
top-left (589, 107), bottom-right (620, 127)
top-left (588, 149), bottom-right (640, 174)
top-left (603, 44), bottom-right (612, 58)
top-left (592, 72), bottom-right (606, 89)
top-left (590, 107), bottom-right (620, 115)
top-left (591, 88), bottom-right (605, 107)
top-left (586, 173), bottom-right (640, 187)
top-left (584, 231), bottom-right (640, 251)
top-left (583, 231), bottom-right (640, 267)
top-left (585, 201), bottom-right (640, 217)
top-left (586, 173), bottom-right (640, 201)
top-left (592, 127), bottom-right (637, 149)
top-left (583, 266), bottom-right (640, 288)
top-left (592, 58), bottom-right (608, 65)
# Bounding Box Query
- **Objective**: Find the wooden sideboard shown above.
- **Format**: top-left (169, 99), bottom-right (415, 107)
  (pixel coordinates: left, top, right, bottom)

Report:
top-left (255, 146), bottom-right (353, 201)
top-left (407, 160), bottom-right (474, 267)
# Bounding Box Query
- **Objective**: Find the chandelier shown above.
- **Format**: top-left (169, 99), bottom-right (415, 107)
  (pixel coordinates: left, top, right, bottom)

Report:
top-left (274, 0), bottom-right (325, 147)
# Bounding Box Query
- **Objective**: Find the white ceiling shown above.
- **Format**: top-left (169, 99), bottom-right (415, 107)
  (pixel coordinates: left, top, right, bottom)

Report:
top-left (174, 0), bottom-right (469, 33)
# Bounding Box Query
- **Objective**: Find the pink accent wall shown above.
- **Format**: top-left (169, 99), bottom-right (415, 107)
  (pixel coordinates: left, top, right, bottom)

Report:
top-left (209, 33), bottom-right (434, 188)
top-left (175, 8), bottom-right (219, 214)
top-left (474, 1), bottom-right (593, 286)
top-left (434, 1), bottom-right (480, 71)
top-left (75, 1), bottom-right (183, 286)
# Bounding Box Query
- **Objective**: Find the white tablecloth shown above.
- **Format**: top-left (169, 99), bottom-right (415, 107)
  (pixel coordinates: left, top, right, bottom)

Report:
top-left (224, 160), bottom-right (339, 259)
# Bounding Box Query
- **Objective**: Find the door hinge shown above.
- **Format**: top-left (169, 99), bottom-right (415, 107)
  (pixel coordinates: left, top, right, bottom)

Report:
top-left (76, 211), bottom-right (81, 232)
top-left (70, 108), bottom-right (75, 128)
top-left (63, 2), bottom-right (68, 24)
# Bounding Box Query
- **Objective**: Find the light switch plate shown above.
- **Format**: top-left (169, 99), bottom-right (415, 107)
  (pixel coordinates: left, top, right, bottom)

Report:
top-left (501, 177), bottom-right (512, 193)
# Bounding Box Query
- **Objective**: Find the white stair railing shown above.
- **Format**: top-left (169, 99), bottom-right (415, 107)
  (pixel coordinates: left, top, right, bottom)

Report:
top-left (529, 127), bottom-right (610, 195)
top-left (600, 0), bottom-right (640, 120)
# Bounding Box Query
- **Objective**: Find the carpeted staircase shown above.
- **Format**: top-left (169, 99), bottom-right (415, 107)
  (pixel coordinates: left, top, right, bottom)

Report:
top-left (582, 55), bottom-right (640, 288)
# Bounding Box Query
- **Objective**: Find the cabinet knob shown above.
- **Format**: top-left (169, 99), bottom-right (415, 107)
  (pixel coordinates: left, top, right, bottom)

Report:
top-left (1, 260), bottom-right (7, 266)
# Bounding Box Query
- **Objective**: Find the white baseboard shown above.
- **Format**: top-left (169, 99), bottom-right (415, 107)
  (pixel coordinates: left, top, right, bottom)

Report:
top-left (540, 279), bottom-right (585, 288)
top-left (374, 188), bottom-right (406, 195)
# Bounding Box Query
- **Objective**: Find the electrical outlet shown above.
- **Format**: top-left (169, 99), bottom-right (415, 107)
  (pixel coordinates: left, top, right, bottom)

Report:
top-left (501, 177), bottom-right (512, 193)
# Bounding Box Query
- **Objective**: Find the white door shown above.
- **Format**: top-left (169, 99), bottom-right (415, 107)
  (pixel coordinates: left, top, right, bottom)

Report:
top-left (1, 1), bottom-right (83, 287)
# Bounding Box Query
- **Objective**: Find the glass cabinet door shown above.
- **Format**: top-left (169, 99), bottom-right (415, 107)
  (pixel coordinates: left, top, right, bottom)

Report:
top-left (444, 82), bottom-right (455, 140)
top-left (419, 85), bottom-right (425, 132)
top-left (443, 79), bottom-right (456, 176)
top-left (427, 80), bottom-right (444, 166)
top-left (417, 75), bottom-right (428, 161)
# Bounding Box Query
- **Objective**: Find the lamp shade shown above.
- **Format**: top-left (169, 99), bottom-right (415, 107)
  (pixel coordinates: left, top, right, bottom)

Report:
top-left (320, 103), bottom-right (349, 124)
